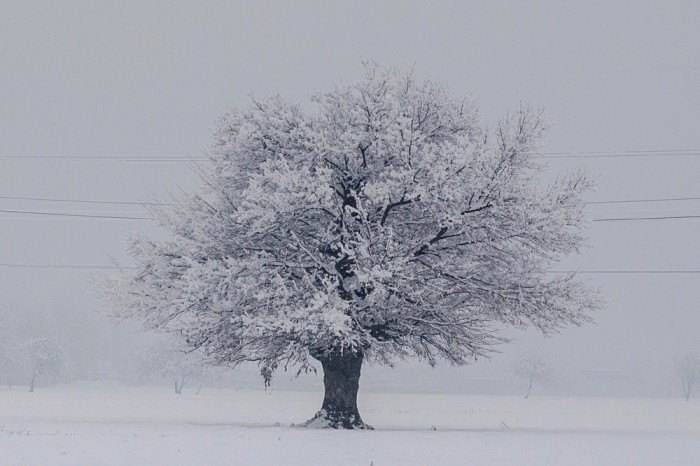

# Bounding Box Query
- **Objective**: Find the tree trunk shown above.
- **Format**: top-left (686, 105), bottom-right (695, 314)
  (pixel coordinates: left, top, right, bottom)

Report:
top-left (301, 350), bottom-right (372, 429)
top-left (524, 376), bottom-right (533, 399)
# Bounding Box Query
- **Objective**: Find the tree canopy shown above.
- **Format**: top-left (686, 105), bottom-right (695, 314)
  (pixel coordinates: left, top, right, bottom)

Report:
top-left (104, 63), bottom-right (601, 388)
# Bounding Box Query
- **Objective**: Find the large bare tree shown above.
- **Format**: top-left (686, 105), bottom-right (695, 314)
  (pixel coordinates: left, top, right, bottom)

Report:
top-left (103, 64), bottom-right (601, 428)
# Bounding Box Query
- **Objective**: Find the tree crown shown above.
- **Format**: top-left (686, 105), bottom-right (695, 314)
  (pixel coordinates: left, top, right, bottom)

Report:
top-left (104, 64), bottom-right (601, 380)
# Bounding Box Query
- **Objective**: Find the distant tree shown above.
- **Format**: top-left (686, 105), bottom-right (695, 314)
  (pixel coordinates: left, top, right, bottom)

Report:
top-left (0, 338), bottom-right (26, 389)
top-left (25, 337), bottom-right (67, 392)
top-left (138, 341), bottom-right (205, 394)
top-left (0, 342), bottom-right (15, 388)
top-left (512, 353), bottom-right (552, 398)
top-left (0, 339), bottom-right (14, 389)
top-left (0, 307), bottom-right (21, 388)
top-left (0, 303), bottom-right (93, 389)
top-left (675, 352), bottom-right (700, 401)
top-left (103, 63), bottom-right (602, 428)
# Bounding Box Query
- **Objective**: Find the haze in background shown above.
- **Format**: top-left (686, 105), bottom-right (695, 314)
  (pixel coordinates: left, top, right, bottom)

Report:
top-left (1, 1), bottom-right (699, 394)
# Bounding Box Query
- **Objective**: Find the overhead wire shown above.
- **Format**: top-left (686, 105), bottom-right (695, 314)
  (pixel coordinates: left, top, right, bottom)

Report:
top-left (3, 200), bottom-right (700, 222)
top-left (0, 263), bottom-right (135, 270)
top-left (547, 270), bottom-right (700, 274)
top-left (1, 262), bottom-right (699, 275)
top-left (464, 66), bottom-right (700, 78)
top-left (1, 210), bottom-right (700, 222)
top-left (0, 209), bottom-right (152, 220)
top-left (2, 148), bottom-right (700, 161)
top-left (541, 149), bottom-right (700, 159)
top-left (0, 195), bottom-right (168, 206)
top-left (586, 196), bottom-right (700, 205)
top-left (4, 193), bottom-right (700, 207)
top-left (0, 156), bottom-right (207, 161)
top-left (593, 214), bottom-right (700, 222)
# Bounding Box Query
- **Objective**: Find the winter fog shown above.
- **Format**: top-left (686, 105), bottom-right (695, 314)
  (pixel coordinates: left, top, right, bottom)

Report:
top-left (1, 1), bottom-right (699, 464)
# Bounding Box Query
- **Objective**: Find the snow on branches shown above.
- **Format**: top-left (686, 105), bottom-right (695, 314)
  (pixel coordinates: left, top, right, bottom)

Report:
top-left (102, 63), bottom-right (602, 382)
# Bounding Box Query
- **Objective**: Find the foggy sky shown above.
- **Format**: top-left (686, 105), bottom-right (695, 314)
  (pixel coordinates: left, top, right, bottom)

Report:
top-left (1, 0), bottom-right (699, 379)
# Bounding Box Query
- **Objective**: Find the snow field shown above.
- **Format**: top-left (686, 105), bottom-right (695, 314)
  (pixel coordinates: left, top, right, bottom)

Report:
top-left (1, 385), bottom-right (699, 465)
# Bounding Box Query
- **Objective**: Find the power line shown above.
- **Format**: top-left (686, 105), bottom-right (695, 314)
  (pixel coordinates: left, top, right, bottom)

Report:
top-left (0, 209), bottom-right (152, 220)
top-left (2, 149), bottom-right (700, 162)
top-left (547, 149), bottom-right (700, 155)
top-left (542, 150), bottom-right (700, 159)
top-left (593, 214), bottom-right (700, 222)
top-left (2, 210), bottom-right (700, 222)
top-left (4, 193), bottom-right (700, 209)
top-left (0, 195), bottom-right (169, 206)
top-left (547, 270), bottom-right (700, 274)
top-left (0, 263), bottom-right (135, 270)
top-left (0, 156), bottom-right (207, 161)
top-left (0, 262), bottom-right (698, 275)
top-left (3, 207), bottom-right (700, 223)
top-left (466, 66), bottom-right (700, 78)
top-left (587, 196), bottom-right (700, 205)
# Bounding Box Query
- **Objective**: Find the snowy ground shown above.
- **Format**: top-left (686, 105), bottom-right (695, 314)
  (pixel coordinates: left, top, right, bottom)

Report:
top-left (1, 385), bottom-right (698, 465)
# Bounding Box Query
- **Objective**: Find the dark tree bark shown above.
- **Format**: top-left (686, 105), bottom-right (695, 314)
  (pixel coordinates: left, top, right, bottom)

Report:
top-left (524, 376), bottom-right (533, 399)
top-left (174, 376), bottom-right (187, 394)
top-left (302, 350), bottom-right (372, 429)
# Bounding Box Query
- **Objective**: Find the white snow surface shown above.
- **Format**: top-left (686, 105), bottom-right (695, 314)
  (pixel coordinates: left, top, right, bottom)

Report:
top-left (1, 385), bottom-right (698, 465)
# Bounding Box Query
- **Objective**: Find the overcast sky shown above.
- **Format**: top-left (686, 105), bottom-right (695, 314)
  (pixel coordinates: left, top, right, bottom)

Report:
top-left (1, 0), bottom-right (699, 378)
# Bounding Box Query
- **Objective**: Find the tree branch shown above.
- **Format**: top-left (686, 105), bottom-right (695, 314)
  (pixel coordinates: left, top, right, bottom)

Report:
top-left (380, 193), bottom-right (415, 226)
top-left (462, 203), bottom-right (492, 215)
top-left (414, 226), bottom-right (449, 256)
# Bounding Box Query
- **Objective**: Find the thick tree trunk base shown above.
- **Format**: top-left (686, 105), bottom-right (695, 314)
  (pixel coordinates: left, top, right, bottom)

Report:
top-left (298, 349), bottom-right (372, 430)
top-left (299, 408), bottom-right (373, 430)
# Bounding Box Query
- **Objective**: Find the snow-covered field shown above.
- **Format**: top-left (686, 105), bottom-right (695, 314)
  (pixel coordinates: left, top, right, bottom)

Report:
top-left (1, 385), bottom-right (698, 465)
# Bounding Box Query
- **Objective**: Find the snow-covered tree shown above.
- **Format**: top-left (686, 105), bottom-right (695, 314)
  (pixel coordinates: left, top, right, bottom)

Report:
top-left (0, 341), bottom-right (19, 388)
top-left (512, 352), bottom-right (552, 398)
top-left (0, 304), bottom-right (77, 389)
top-left (25, 337), bottom-right (67, 392)
top-left (675, 352), bottom-right (700, 401)
top-left (137, 339), bottom-right (205, 394)
top-left (103, 63), bottom-right (601, 428)
top-left (0, 309), bottom-right (20, 388)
